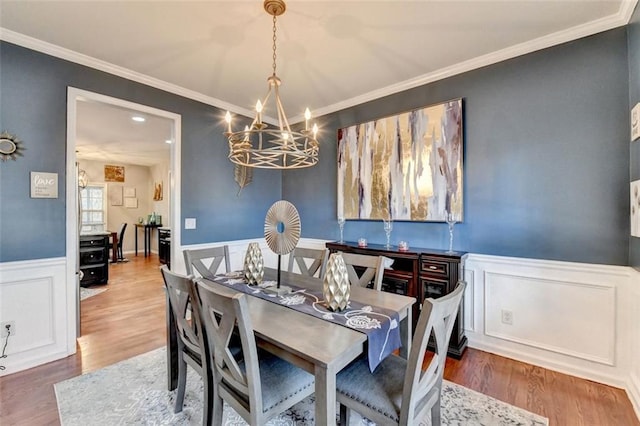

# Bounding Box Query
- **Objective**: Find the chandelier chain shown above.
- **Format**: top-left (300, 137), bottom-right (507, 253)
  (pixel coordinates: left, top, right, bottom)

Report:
top-left (272, 14), bottom-right (278, 77)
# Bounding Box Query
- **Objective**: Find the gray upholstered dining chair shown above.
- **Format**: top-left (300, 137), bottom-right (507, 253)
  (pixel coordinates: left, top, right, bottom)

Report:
top-left (336, 281), bottom-right (466, 426)
top-left (196, 280), bottom-right (315, 425)
top-left (183, 246), bottom-right (231, 278)
top-left (340, 252), bottom-right (392, 291)
top-left (160, 265), bottom-right (213, 426)
top-left (287, 247), bottom-right (329, 279)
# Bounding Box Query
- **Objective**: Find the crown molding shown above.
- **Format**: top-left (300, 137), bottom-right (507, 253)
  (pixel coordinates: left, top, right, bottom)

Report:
top-left (0, 28), bottom-right (264, 122)
top-left (309, 0), bottom-right (638, 120)
top-left (2, 0), bottom-right (638, 125)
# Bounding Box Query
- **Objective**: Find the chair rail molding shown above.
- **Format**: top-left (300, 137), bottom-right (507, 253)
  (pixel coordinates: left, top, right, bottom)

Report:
top-left (464, 253), bottom-right (633, 390)
top-left (0, 257), bottom-right (71, 376)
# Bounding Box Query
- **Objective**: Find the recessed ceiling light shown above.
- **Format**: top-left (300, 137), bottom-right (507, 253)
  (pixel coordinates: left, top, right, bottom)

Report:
top-left (165, 140), bottom-right (172, 144)
top-left (131, 116), bottom-right (145, 122)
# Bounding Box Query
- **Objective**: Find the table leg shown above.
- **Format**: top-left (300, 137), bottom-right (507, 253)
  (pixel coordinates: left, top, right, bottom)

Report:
top-left (111, 232), bottom-right (118, 263)
top-left (399, 308), bottom-right (412, 359)
top-left (314, 365), bottom-right (336, 426)
top-left (135, 226), bottom-right (139, 256)
top-left (166, 292), bottom-right (178, 391)
top-left (145, 227), bottom-right (151, 257)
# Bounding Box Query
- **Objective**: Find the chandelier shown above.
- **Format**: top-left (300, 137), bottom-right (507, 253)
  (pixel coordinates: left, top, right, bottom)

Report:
top-left (224, 0), bottom-right (319, 170)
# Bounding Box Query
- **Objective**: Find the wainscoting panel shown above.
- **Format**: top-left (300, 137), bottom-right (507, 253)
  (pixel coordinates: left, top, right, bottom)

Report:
top-left (484, 271), bottom-right (615, 365)
top-left (465, 254), bottom-right (632, 388)
top-left (0, 257), bottom-right (70, 376)
top-left (628, 268), bottom-right (640, 419)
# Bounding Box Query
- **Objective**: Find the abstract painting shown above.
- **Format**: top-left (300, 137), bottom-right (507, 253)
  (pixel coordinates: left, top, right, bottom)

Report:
top-left (337, 99), bottom-right (463, 221)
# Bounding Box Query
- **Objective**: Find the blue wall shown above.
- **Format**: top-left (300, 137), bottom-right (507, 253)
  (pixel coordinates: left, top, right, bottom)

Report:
top-left (0, 42), bottom-right (282, 263)
top-left (629, 5), bottom-right (640, 269)
top-left (284, 29), bottom-right (631, 266)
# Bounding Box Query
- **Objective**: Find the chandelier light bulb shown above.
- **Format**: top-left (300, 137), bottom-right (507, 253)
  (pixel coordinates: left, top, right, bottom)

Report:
top-left (312, 123), bottom-right (318, 137)
top-left (225, 111), bottom-right (232, 133)
top-left (304, 108), bottom-right (311, 130)
top-left (282, 132), bottom-right (289, 141)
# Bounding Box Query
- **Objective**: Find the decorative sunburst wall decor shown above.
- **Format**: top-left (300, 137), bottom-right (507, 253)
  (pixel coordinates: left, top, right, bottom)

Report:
top-left (0, 131), bottom-right (25, 162)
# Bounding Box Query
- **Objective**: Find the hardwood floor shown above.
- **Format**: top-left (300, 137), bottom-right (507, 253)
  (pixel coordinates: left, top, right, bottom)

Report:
top-left (0, 254), bottom-right (638, 425)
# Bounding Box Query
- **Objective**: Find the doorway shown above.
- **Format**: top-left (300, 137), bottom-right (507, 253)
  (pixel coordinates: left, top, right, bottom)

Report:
top-left (66, 88), bottom-right (182, 341)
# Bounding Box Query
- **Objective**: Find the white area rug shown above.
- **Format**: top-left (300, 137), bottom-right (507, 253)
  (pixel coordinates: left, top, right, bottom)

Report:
top-left (55, 348), bottom-right (548, 426)
top-left (80, 287), bottom-right (107, 301)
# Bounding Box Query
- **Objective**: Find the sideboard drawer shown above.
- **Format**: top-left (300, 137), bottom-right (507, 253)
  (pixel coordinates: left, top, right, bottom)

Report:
top-left (80, 237), bottom-right (107, 248)
top-left (420, 258), bottom-right (449, 277)
top-left (80, 247), bottom-right (106, 265)
top-left (80, 264), bottom-right (107, 286)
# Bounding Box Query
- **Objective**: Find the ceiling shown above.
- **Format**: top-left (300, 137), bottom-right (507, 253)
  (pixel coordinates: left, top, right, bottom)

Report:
top-left (0, 0), bottom-right (637, 162)
top-left (76, 100), bottom-right (173, 167)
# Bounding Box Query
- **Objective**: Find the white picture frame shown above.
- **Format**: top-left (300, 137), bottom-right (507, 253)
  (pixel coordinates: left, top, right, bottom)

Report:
top-left (124, 187), bottom-right (136, 198)
top-left (125, 197), bottom-right (138, 208)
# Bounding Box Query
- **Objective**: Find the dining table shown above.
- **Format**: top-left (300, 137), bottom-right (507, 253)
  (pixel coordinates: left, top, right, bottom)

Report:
top-left (166, 267), bottom-right (416, 425)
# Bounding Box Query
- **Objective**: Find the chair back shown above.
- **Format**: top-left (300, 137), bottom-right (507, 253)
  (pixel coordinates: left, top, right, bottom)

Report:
top-left (197, 281), bottom-right (261, 421)
top-left (117, 223), bottom-right (127, 249)
top-left (183, 246), bottom-right (231, 278)
top-left (399, 281), bottom-right (466, 424)
top-left (340, 252), bottom-right (391, 291)
top-left (160, 265), bottom-right (206, 362)
top-left (287, 247), bottom-right (329, 279)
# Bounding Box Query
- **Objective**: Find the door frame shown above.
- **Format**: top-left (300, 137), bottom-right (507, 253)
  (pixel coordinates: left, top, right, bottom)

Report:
top-left (65, 87), bottom-right (182, 350)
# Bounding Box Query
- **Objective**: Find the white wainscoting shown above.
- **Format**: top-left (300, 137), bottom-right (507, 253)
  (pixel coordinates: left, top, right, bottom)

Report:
top-left (465, 254), bottom-right (632, 389)
top-left (176, 237), bottom-right (329, 276)
top-left (0, 257), bottom-right (73, 376)
top-left (628, 268), bottom-right (640, 419)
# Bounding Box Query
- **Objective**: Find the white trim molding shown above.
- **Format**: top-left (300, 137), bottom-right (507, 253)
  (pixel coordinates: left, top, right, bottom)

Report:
top-left (464, 253), bottom-right (633, 390)
top-left (628, 268), bottom-right (640, 419)
top-left (0, 257), bottom-right (70, 376)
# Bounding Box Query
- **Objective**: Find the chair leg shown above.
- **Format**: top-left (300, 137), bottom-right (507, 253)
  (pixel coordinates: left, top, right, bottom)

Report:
top-left (213, 392), bottom-right (224, 426)
top-left (430, 397), bottom-right (442, 426)
top-left (175, 358), bottom-right (187, 413)
top-left (202, 369), bottom-right (214, 426)
top-left (339, 404), bottom-right (351, 426)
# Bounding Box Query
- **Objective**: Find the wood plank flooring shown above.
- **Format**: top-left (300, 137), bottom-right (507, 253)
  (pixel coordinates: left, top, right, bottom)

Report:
top-left (0, 254), bottom-right (638, 425)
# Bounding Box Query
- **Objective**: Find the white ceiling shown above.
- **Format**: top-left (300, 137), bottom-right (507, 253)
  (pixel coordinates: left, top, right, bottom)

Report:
top-left (75, 100), bottom-right (173, 167)
top-left (0, 0), bottom-right (637, 164)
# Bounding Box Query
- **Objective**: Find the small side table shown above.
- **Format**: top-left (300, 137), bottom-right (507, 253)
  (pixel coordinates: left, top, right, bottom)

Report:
top-left (134, 223), bottom-right (162, 257)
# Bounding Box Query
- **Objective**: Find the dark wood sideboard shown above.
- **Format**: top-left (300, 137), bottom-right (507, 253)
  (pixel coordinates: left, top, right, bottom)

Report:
top-left (326, 241), bottom-right (468, 359)
top-left (79, 233), bottom-right (110, 287)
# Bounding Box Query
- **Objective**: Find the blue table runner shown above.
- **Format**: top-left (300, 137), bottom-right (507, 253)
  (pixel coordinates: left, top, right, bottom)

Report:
top-left (209, 272), bottom-right (401, 372)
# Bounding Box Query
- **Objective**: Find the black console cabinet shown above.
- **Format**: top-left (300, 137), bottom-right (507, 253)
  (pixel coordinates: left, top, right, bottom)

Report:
top-left (80, 233), bottom-right (109, 286)
top-left (326, 241), bottom-right (468, 359)
top-left (158, 228), bottom-right (171, 268)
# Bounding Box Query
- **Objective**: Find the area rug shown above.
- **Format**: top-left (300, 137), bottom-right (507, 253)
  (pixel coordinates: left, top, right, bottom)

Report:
top-left (79, 286), bottom-right (107, 301)
top-left (55, 348), bottom-right (548, 426)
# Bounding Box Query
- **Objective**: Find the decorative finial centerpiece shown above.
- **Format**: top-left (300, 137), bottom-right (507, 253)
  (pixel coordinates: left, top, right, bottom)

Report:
top-left (224, 0), bottom-right (319, 170)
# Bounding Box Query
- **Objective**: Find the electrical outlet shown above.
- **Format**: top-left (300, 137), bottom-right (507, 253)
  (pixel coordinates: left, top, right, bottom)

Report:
top-left (1, 321), bottom-right (15, 337)
top-left (501, 310), bottom-right (513, 325)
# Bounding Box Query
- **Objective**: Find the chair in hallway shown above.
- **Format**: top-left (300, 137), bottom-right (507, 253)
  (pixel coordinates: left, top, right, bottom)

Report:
top-left (108, 223), bottom-right (127, 262)
top-left (183, 246), bottom-right (231, 278)
top-left (196, 280), bottom-right (315, 425)
top-left (287, 247), bottom-right (329, 279)
top-left (336, 281), bottom-right (467, 426)
top-left (340, 252), bottom-right (391, 291)
top-left (160, 265), bottom-right (213, 426)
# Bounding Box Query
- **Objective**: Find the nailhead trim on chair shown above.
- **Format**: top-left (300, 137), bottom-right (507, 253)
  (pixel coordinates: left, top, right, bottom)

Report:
top-left (263, 382), bottom-right (315, 413)
top-left (262, 383), bottom-right (315, 413)
top-left (339, 390), bottom-right (400, 422)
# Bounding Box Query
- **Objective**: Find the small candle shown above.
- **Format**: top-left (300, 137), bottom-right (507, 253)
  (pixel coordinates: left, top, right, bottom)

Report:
top-left (304, 108), bottom-right (311, 131)
top-left (256, 100), bottom-right (263, 124)
top-left (225, 111), bottom-right (232, 133)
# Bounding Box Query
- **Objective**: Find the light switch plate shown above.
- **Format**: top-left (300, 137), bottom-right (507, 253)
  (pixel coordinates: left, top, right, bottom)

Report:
top-left (632, 103), bottom-right (640, 141)
top-left (185, 218), bottom-right (196, 229)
